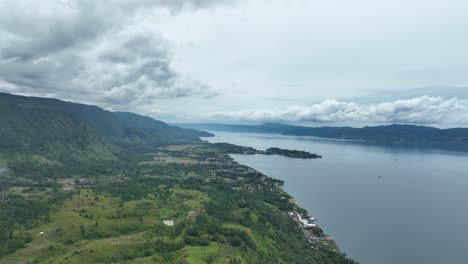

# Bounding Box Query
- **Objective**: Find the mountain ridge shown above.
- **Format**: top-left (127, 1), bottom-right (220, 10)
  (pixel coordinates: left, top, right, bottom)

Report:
top-left (179, 122), bottom-right (468, 150)
top-left (0, 92), bottom-right (211, 164)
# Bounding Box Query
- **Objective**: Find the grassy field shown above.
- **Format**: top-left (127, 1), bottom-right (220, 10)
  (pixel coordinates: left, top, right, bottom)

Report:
top-left (1, 184), bottom-right (217, 264)
top-left (0, 144), bottom-right (356, 264)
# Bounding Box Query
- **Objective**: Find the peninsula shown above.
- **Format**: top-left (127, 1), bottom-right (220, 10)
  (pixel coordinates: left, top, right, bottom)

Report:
top-left (211, 143), bottom-right (322, 159)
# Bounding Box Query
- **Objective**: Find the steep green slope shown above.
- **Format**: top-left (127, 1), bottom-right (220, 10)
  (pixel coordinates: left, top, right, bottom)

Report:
top-left (112, 112), bottom-right (211, 149)
top-left (0, 93), bottom-right (210, 162)
top-left (0, 97), bottom-right (116, 163)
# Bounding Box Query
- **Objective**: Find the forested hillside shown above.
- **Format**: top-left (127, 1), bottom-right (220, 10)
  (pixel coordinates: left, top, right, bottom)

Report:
top-left (0, 93), bottom-right (211, 163)
top-left (0, 93), bottom-right (355, 264)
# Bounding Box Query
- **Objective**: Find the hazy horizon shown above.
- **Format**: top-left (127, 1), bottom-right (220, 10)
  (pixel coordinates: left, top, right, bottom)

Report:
top-left (1, 0), bottom-right (468, 127)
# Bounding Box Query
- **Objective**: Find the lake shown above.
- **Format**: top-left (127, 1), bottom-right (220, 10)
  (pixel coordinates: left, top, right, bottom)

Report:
top-left (206, 131), bottom-right (468, 264)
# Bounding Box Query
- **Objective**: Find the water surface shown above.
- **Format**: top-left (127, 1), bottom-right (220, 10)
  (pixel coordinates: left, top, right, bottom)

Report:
top-left (206, 131), bottom-right (468, 264)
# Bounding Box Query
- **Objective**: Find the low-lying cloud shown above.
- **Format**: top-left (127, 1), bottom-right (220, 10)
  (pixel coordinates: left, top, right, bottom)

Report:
top-left (206, 96), bottom-right (467, 126)
top-left (0, 0), bottom-right (223, 111)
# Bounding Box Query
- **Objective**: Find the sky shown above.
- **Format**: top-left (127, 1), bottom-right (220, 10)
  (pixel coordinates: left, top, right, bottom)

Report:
top-left (1, 0), bottom-right (468, 127)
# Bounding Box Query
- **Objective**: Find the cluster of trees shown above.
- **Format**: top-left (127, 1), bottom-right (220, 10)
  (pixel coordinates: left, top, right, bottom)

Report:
top-left (265, 147), bottom-right (322, 159)
top-left (0, 194), bottom-right (53, 256)
top-left (182, 213), bottom-right (255, 249)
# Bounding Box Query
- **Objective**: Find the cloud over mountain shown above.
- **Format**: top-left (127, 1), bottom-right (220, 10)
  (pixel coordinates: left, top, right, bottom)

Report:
top-left (0, 0), bottom-right (223, 110)
top-left (206, 96), bottom-right (466, 126)
top-left (0, 0), bottom-right (467, 126)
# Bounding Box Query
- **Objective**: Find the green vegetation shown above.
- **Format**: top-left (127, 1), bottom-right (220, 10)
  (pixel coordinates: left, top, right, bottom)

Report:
top-left (0, 92), bottom-right (211, 165)
top-left (264, 148), bottom-right (322, 159)
top-left (211, 143), bottom-right (322, 159)
top-left (0, 93), bottom-right (356, 263)
top-left (0, 145), bottom-right (355, 264)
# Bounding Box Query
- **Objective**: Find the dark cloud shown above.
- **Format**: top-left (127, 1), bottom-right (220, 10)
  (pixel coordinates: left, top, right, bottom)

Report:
top-left (0, 0), bottom-right (223, 111)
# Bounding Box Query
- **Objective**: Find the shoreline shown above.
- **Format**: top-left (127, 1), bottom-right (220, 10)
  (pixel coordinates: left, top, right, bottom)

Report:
top-left (227, 153), bottom-right (348, 255)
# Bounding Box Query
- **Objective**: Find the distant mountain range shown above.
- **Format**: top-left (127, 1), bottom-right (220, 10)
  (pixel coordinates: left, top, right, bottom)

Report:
top-left (0, 92), bottom-right (211, 163)
top-left (180, 123), bottom-right (468, 151)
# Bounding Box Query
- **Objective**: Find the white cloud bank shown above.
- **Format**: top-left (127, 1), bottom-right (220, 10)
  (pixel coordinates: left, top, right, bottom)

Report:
top-left (204, 96), bottom-right (467, 126)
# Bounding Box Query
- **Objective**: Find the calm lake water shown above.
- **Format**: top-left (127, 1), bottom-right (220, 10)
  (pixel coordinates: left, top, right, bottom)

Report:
top-left (206, 131), bottom-right (468, 264)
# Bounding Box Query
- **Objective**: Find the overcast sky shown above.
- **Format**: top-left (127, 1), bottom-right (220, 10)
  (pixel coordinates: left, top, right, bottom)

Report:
top-left (1, 0), bottom-right (467, 127)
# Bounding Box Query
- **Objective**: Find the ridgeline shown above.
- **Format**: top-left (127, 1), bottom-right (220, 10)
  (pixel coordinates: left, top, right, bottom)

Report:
top-left (181, 122), bottom-right (468, 151)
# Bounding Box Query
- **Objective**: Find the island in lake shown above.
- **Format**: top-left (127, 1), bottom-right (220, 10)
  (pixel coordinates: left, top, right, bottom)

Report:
top-left (211, 142), bottom-right (322, 159)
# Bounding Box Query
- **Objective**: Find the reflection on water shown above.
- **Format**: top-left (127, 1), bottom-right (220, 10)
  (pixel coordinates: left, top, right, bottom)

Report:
top-left (206, 131), bottom-right (468, 264)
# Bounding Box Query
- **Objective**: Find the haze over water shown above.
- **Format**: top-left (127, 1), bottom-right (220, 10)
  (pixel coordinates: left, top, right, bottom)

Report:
top-left (206, 131), bottom-right (468, 264)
